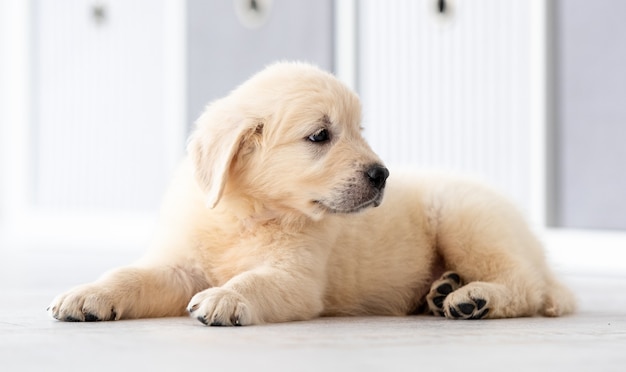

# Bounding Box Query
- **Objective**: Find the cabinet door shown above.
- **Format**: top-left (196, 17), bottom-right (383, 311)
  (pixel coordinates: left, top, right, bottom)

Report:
top-left (358, 0), bottom-right (532, 214)
top-left (33, 0), bottom-right (170, 212)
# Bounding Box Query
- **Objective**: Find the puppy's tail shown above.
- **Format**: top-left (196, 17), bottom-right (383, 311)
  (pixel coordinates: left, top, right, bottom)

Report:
top-left (541, 277), bottom-right (577, 317)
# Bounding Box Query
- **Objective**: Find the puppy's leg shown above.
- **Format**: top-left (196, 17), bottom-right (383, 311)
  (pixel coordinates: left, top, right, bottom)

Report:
top-left (433, 185), bottom-right (575, 319)
top-left (441, 276), bottom-right (577, 319)
top-left (188, 266), bottom-right (324, 326)
top-left (436, 230), bottom-right (548, 318)
top-left (426, 272), bottom-right (524, 319)
top-left (49, 264), bottom-right (208, 321)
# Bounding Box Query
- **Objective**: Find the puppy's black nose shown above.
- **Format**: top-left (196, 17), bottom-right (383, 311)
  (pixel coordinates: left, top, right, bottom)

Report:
top-left (366, 165), bottom-right (389, 191)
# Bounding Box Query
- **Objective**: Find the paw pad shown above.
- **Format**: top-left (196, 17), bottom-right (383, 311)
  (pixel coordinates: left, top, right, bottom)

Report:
top-left (447, 297), bottom-right (490, 320)
top-left (436, 283), bottom-right (454, 295)
top-left (447, 298), bottom-right (489, 319)
top-left (83, 313), bottom-right (100, 322)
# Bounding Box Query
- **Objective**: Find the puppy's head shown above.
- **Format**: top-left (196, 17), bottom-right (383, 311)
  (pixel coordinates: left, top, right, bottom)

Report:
top-left (188, 62), bottom-right (388, 221)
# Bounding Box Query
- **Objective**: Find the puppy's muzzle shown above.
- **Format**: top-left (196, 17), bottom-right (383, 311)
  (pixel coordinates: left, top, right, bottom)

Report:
top-left (366, 165), bottom-right (389, 192)
top-left (314, 164), bottom-right (389, 214)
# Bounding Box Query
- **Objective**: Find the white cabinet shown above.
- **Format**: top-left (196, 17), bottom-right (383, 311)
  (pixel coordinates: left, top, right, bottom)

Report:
top-left (358, 0), bottom-right (534, 218)
top-left (1, 0), bottom-right (186, 248)
top-left (33, 0), bottom-right (173, 211)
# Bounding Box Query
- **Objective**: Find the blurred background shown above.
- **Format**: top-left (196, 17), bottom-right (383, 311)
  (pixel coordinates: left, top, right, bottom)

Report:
top-left (1, 0), bottom-right (625, 290)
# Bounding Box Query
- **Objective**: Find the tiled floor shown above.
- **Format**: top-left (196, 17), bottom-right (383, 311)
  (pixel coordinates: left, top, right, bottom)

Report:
top-left (1, 250), bottom-right (625, 372)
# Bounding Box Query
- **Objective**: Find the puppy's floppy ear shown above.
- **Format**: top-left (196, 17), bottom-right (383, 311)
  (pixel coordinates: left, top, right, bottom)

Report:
top-left (187, 101), bottom-right (261, 208)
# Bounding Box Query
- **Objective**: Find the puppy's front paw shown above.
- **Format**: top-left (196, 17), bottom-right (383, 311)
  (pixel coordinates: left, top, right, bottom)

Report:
top-left (187, 288), bottom-right (255, 326)
top-left (48, 284), bottom-right (120, 322)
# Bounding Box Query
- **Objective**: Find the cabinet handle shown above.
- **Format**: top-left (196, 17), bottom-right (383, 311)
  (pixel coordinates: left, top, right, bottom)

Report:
top-left (437, 0), bottom-right (447, 14)
top-left (92, 3), bottom-right (107, 25)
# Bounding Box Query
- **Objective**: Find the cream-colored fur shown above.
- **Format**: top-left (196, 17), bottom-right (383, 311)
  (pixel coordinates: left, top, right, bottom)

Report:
top-left (49, 62), bottom-right (575, 325)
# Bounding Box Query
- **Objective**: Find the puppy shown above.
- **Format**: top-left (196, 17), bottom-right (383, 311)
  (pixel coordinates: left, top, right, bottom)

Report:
top-left (49, 62), bottom-right (575, 325)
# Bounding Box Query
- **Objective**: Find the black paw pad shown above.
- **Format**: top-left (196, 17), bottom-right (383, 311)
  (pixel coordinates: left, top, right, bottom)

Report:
top-left (432, 296), bottom-right (446, 308)
top-left (470, 308), bottom-right (489, 320)
top-left (436, 283), bottom-right (454, 295)
top-left (444, 273), bottom-right (462, 285)
top-left (83, 313), bottom-right (100, 322)
top-left (197, 316), bottom-right (209, 325)
top-left (64, 315), bottom-right (81, 322)
top-left (457, 303), bottom-right (475, 315)
top-left (475, 298), bottom-right (487, 311)
top-left (449, 307), bottom-right (461, 318)
top-left (447, 297), bottom-right (489, 320)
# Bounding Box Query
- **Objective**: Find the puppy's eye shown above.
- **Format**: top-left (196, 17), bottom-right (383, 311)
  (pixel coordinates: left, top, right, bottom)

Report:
top-left (308, 128), bottom-right (330, 143)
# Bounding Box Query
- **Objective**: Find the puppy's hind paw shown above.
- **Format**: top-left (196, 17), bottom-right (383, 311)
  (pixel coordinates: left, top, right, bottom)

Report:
top-left (426, 271), bottom-right (464, 317)
top-left (444, 283), bottom-right (493, 320)
top-left (446, 297), bottom-right (489, 320)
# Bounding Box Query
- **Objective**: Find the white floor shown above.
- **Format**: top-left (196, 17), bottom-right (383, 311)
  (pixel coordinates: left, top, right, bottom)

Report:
top-left (1, 250), bottom-right (626, 372)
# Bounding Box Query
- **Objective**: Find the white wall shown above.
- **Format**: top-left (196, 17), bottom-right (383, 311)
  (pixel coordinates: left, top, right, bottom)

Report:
top-left (0, 0), bottom-right (31, 236)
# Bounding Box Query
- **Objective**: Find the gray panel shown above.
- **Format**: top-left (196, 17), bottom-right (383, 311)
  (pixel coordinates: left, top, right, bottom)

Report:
top-left (554, 0), bottom-right (626, 230)
top-left (187, 0), bottom-right (334, 129)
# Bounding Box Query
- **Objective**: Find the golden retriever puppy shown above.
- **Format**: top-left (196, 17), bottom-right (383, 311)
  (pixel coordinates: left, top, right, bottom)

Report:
top-left (48, 62), bottom-right (575, 325)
